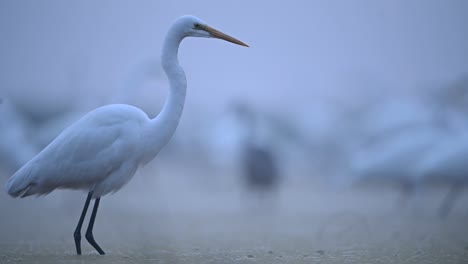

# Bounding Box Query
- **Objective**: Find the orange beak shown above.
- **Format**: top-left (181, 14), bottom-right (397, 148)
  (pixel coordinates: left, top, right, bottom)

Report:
top-left (200, 25), bottom-right (249, 47)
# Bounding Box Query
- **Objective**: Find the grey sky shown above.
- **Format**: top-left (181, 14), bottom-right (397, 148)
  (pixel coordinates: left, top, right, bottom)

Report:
top-left (0, 0), bottom-right (467, 116)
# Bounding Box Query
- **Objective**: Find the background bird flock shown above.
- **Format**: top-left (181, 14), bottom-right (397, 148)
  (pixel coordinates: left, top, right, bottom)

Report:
top-left (0, 1), bottom-right (467, 262)
top-left (3, 70), bottom-right (468, 216)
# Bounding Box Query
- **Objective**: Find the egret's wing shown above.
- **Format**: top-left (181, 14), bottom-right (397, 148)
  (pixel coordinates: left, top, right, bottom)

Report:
top-left (46, 115), bottom-right (141, 184)
top-left (7, 109), bottom-right (143, 196)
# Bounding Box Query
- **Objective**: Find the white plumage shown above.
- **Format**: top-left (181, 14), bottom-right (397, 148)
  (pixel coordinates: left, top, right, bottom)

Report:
top-left (7, 105), bottom-right (146, 197)
top-left (5, 15), bottom-right (248, 255)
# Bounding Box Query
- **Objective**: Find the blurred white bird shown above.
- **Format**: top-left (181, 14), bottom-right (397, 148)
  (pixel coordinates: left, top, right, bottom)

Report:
top-left (33, 59), bottom-right (163, 150)
top-left (5, 57), bottom-right (91, 127)
top-left (203, 101), bottom-right (311, 179)
top-left (414, 118), bottom-right (468, 217)
top-left (111, 59), bottom-right (165, 117)
top-left (5, 15), bottom-right (248, 255)
top-left (350, 127), bottom-right (443, 201)
top-left (346, 98), bottom-right (446, 204)
top-left (0, 97), bottom-right (38, 174)
top-left (347, 82), bottom-right (468, 214)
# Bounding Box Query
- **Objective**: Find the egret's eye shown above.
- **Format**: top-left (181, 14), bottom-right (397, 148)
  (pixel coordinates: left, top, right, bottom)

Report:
top-left (193, 23), bottom-right (202, 30)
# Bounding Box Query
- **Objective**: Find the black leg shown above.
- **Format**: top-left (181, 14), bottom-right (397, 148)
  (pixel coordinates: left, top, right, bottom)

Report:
top-left (439, 184), bottom-right (463, 219)
top-left (74, 192), bottom-right (93, 255)
top-left (85, 197), bottom-right (105, 255)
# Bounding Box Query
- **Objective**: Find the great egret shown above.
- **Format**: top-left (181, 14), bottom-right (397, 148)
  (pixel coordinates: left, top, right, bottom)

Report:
top-left (5, 15), bottom-right (248, 255)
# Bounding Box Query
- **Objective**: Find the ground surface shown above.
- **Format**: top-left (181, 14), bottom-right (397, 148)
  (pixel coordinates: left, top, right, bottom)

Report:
top-left (1, 163), bottom-right (467, 264)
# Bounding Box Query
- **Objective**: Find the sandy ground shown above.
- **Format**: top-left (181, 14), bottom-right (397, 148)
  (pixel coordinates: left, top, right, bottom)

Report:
top-left (1, 162), bottom-right (467, 264)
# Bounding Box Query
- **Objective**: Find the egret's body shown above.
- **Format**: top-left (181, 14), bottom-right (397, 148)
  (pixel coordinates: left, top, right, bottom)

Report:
top-left (8, 105), bottom-right (148, 197)
top-left (5, 15), bottom-right (247, 255)
top-left (33, 110), bottom-right (90, 150)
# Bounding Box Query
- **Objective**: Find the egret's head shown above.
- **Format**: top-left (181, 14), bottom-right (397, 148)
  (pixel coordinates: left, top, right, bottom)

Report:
top-left (174, 15), bottom-right (249, 47)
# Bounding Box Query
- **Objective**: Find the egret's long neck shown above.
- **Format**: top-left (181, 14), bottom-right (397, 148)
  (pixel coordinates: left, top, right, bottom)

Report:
top-left (142, 28), bottom-right (187, 162)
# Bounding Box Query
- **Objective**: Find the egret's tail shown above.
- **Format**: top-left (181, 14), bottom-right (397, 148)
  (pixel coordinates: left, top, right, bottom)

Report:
top-left (5, 164), bottom-right (36, 198)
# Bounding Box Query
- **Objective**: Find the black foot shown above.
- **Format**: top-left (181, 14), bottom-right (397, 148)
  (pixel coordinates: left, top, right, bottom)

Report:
top-left (85, 231), bottom-right (105, 255)
top-left (74, 231), bottom-right (82, 255)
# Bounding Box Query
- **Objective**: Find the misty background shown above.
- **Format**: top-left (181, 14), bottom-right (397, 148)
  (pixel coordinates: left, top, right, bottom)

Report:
top-left (1, 1), bottom-right (468, 263)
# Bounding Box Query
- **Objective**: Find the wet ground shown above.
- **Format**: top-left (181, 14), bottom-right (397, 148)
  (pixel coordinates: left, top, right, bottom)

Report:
top-left (1, 163), bottom-right (467, 264)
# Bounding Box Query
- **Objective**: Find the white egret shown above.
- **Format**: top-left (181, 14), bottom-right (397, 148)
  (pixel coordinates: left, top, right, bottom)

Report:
top-left (5, 15), bottom-right (248, 255)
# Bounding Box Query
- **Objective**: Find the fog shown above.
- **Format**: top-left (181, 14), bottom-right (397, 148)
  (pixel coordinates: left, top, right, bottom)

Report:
top-left (1, 1), bottom-right (468, 263)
